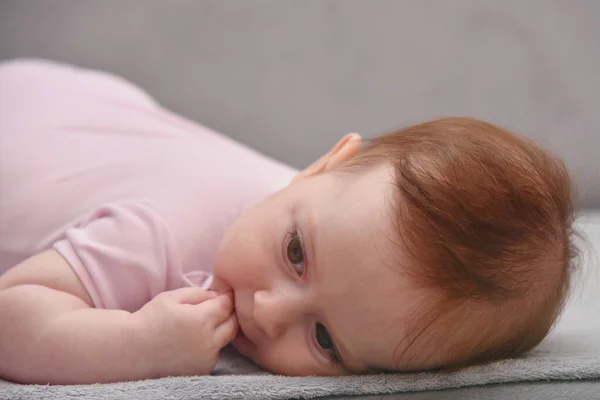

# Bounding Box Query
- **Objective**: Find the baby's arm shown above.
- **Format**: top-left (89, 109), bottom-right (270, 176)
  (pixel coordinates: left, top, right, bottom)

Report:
top-left (0, 250), bottom-right (155, 384)
top-left (0, 250), bottom-right (236, 384)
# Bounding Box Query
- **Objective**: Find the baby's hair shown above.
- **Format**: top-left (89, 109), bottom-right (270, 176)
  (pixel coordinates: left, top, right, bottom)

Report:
top-left (345, 117), bottom-right (578, 370)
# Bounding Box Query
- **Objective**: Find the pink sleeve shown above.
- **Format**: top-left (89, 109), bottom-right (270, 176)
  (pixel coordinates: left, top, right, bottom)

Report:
top-left (53, 200), bottom-right (180, 311)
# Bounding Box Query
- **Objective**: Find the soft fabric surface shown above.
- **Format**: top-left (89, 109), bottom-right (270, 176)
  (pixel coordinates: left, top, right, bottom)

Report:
top-left (1, 213), bottom-right (600, 399)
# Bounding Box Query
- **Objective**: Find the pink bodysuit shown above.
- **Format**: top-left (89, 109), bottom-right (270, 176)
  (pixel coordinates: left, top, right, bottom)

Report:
top-left (0, 59), bottom-right (297, 311)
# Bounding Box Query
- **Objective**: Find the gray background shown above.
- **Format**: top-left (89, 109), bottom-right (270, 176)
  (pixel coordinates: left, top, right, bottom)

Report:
top-left (1, 0), bottom-right (599, 207)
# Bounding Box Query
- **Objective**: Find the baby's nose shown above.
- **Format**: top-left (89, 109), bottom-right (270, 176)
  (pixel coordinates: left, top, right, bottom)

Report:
top-left (253, 289), bottom-right (302, 339)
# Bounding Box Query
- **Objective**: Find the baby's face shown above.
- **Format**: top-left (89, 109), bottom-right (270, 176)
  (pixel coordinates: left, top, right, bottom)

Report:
top-left (213, 165), bottom-right (430, 375)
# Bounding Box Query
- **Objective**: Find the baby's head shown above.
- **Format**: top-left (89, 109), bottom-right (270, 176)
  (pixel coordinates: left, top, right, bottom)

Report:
top-left (212, 117), bottom-right (577, 376)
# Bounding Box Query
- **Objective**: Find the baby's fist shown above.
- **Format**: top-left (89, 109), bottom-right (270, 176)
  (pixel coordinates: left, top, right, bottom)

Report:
top-left (134, 288), bottom-right (238, 378)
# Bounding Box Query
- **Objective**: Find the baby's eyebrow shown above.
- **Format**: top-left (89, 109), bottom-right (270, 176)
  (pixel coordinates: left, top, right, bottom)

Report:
top-left (334, 341), bottom-right (352, 371)
top-left (335, 339), bottom-right (370, 374)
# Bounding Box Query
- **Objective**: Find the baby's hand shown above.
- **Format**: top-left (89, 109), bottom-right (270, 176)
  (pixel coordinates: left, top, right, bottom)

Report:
top-left (133, 288), bottom-right (238, 378)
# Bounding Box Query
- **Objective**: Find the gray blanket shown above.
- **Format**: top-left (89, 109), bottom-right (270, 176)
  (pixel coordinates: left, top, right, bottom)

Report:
top-left (2, 215), bottom-right (600, 399)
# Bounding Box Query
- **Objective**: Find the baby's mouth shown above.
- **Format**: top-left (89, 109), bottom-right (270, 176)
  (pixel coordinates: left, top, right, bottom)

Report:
top-left (232, 298), bottom-right (257, 350)
top-left (235, 326), bottom-right (248, 342)
top-left (235, 309), bottom-right (250, 341)
top-left (232, 320), bottom-right (256, 355)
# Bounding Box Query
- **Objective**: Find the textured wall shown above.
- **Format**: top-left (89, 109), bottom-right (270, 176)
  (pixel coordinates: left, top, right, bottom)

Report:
top-left (1, 0), bottom-right (599, 207)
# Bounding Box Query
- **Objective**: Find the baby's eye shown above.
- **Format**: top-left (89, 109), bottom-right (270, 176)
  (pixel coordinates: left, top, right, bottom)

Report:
top-left (316, 323), bottom-right (339, 364)
top-left (286, 233), bottom-right (305, 276)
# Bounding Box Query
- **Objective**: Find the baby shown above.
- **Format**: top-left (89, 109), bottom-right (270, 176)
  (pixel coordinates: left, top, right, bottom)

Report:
top-left (0, 60), bottom-right (577, 384)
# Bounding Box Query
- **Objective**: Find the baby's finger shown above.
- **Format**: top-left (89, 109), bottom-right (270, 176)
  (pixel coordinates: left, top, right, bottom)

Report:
top-left (163, 287), bottom-right (217, 305)
top-left (196, 292), bottom-right (234, 323)
top-left (214, 313), bottom-right (239, 347)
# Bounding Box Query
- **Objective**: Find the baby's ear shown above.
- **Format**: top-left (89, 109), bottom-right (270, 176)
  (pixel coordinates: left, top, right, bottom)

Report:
top-left (293, 133), bottom-right (362, 182)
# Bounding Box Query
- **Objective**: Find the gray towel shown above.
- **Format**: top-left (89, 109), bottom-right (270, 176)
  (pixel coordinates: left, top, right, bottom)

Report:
top-left (2, 216), bottom-right (600, 399)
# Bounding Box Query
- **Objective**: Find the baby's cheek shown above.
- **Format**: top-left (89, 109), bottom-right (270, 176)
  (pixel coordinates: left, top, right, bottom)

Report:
top-left (213, 238), bottom-right (243, 286)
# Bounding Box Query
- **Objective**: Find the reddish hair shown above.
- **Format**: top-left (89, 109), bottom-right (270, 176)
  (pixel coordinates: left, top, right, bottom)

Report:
top-left (348, 117), bottom-right (577, 370)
